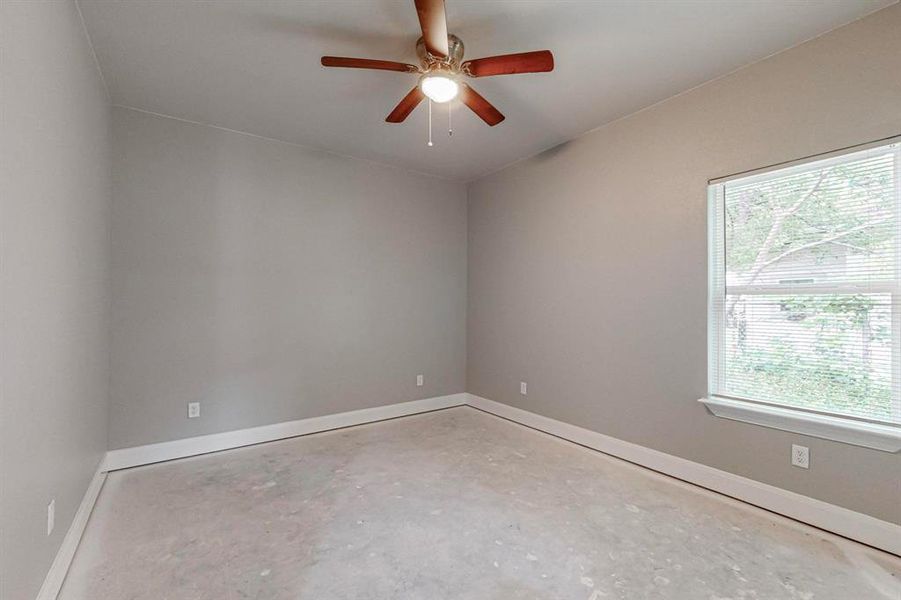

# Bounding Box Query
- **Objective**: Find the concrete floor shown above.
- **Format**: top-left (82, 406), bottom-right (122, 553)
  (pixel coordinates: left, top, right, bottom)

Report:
top-left (60, 407), bottom-right (899, 599)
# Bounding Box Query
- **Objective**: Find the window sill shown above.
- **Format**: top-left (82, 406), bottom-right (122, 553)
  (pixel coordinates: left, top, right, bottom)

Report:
top-left (698, 396), bottom-right (901, 452)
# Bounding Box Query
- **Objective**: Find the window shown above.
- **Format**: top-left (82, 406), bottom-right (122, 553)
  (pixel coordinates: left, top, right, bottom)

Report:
top-left (703, 137), bottom-right (901, 451)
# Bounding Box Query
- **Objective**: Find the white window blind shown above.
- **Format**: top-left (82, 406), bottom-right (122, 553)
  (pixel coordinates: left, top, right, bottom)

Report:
top-left (709, 138), bottom-right (901, 426)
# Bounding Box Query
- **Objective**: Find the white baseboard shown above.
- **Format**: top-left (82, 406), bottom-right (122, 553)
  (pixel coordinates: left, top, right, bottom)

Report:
top-left (102, 393), bottom-right (467, 472)
top-left (36, 464), bottom-right (107, 600)
top-left (465, 393), bottom-right (901, 557)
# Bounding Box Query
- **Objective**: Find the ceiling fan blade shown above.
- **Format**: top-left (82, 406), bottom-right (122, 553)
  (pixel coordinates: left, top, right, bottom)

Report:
top-left (386, 87), bottom-right (426, 123)
top-left (414, 0), bottom-right (449, 58)
top-left (462, 50), bottom-right (554, 77)
top-left (459, 84), bottom-right (504, 126)
top-left (321, 56), bottom-right (418, 73)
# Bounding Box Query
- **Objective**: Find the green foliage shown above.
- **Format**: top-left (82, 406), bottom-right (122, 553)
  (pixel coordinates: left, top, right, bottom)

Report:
top-left (726, 358), bottom-right (892, 421)
top-left (725, 156), bottom-right (895, 277)
top-left (728, 294), bottom-right (892, 420)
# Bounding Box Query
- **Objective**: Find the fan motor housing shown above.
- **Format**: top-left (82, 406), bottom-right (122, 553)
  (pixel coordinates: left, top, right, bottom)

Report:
top-left (416, 34), bottom-right (465, 69)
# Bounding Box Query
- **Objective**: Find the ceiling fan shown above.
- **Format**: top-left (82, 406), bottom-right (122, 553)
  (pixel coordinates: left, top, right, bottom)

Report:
top-left (320, 0), bottom-right (554, 128)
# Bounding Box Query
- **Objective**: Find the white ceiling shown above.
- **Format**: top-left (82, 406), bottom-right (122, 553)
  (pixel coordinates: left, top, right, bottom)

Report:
top-left (79, 0), bottom-right (893, 181)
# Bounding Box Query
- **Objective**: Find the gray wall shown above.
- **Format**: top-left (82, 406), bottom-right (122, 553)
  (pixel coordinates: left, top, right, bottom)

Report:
top-left (467, 5), bottom-right (901, 524)
top-left (109, 107), bottom-right (467, 449)
top-left (0, 2), bottom-right (112, 599)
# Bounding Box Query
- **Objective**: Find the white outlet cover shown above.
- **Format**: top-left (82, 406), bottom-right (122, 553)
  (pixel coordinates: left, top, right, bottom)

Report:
top-left (416, 374), bottom-right (423, 387)
top-left (520, 382), bottom-right (527, 395)
top-left (791, 444), bottom-right (809, 469)
top-left (188, 402), bottom-right (200, 418)
top-left (47, 499), bottom-right (55, 536)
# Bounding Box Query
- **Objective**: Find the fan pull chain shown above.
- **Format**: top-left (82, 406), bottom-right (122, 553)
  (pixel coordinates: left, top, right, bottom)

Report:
top-left (427, 99), bottom-right (433, 147)
top-left (448, 103), bottom-right (453, 137)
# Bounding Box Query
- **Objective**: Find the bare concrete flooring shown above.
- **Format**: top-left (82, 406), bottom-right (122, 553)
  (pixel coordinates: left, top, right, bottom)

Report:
top-left (60, 407), bottom-right (899, 599)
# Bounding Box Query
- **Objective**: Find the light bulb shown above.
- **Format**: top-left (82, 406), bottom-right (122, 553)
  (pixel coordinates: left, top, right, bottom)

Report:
top-left (420, 75), bottom-right (459, 103)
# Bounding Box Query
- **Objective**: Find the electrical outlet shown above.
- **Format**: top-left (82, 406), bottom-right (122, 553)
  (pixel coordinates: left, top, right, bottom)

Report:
top-left (187, 402), bottom-right (200, 419)
top-left (791, 444), bottom-right (809, 469)
top-left (520, 381), bottom-right (527, 395)
top-left (416, 374), bottom-right (424, 387)
top-left (47, 499), bottom-right (55, 536)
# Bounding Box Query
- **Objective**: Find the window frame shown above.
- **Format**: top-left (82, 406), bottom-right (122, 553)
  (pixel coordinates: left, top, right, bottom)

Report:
top-left (701, 136), bottom-right (901, 452)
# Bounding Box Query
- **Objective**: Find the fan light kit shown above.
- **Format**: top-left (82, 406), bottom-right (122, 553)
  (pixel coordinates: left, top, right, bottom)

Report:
top-left (420, 75), bottom-right (459, 103)
top-left (321, 0), bottom-right (554, 147)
